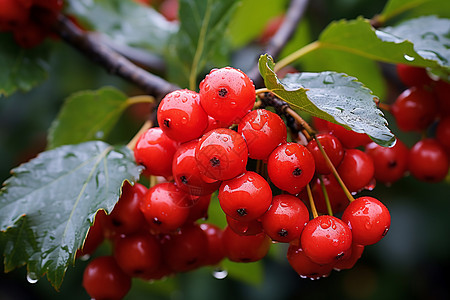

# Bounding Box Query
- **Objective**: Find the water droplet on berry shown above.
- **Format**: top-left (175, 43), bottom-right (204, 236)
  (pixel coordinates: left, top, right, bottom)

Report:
top-left (181, 97), bottom-right (188, 103)
top-left (212, 268), bottom-right (228, 279)
top-left (364, 221), bottom-right (372, 230)
top-left (222, 136), bottom-right (229, 142)
top-left (321, 221), bottom-right (331, 229)
top-left (27, 273), bottom-right (38, 284)
top-left (181, 117), bottom-right (188, 124)
top-left (174, 92), bottom-right (180, 98)
top-left (230, 101), bottom-right (237, 107)
top-left (285, 144), bottom-right (297, 156)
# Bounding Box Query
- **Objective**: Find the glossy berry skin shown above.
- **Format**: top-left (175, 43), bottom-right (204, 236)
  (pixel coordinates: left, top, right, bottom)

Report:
top-left (195, 128), bottom-right (248, 181)
top-left (172, 141), bottom-right (222, 196)
top-left (396, 64), bottom-right (433, 87)
top-left (287, 243), bottom-right (334, 280)
top-left (337, 149), bottom-right (374, 192)
top-left (219, 171), bottom-right (272, 221)
top-left (325, 121), bottom-right (371, 149)
top-left (0, 0), bottom-right (29, 32)
top-left (158, 89), bottom-right (208, 143)
top-left (261, 194), bottom-right (309, 243)
top-left (408, 138), bottom-right (449, 182)
top-left (307, 133), bottom-right (344, 174)
top-left (391, 87), bottom-right (437, 132)
top-left (226, 215), bottom-right (264, 236)
top-left (200, 67), bottom-right (256, 124)
top-left (199, 223), bottom-right (226, 266)
top-left (333, 243), bottom-right (364, 271)
top-left (365, 140), bottom-right (409, 184)
top-left (139, 182), bottom-right (191, 233)
top-left (77, 210), bottom-right (107, 258)
top-left (134, 127), bottom-right (178, 178)
top-left (113, 232), bottom-right (162, 277)
top-left (107, 182), bottom-right (148, 236)
top-left (186, 193), bottom-right (212, 223)
top-left (222, 226), bottom-right (271, 263)
top-left (342, 196), bottom-right (391, 246)
top-left (82, 256), bottom-right (131, 300)
top-left (238, 109), bottom-right (287, 160)
top-left (301, 215), bottom-right (352, 265)
top-left (436, 117), bottom-right (450, 154)
top-left (162, 223), bottom-right (208, 272)
top-left (267, 143), bottom-right (315, 195)
top-left (434, 80), bottom-right (450, 117)
top-left (308, 175), bottom-right (348, 215)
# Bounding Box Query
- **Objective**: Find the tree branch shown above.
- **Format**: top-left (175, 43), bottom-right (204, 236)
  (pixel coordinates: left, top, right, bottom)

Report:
top-left (248, 0), bottom-right (311, 87)
top-left (54, 14), bottom-right (179, 99)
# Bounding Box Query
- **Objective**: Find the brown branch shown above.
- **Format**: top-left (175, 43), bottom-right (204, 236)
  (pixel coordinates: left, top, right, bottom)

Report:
top-left (54, 14), bottom-right (179, 99)
top-left (248, 0), bottom-right (311, 86)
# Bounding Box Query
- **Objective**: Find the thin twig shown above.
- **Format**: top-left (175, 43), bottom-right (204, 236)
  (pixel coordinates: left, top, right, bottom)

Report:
top-left (248, 0), bottom-right (311, 86)
top-left (54, 14), bottom-right (179, 100)
top-left (127, 120), bottom-right (153, 151)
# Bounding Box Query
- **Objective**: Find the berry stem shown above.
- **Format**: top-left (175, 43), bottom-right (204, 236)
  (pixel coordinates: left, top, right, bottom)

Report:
top-left (318, 175), bottom-right (333, 216)
top-left (126, 120), bottom-right (153, 151)
top-left (285, 107), bottom-right (315, 140)
top-left (274, 41), bottom-right (321, 73)
top-left (126, 95), bottom-right (156, 106)
top-left (314, 137), bottom-right (355, 203)
top-left (306, 183), bottom-right (318, 219)
top-left (255, 88), bottom-right (271, 95)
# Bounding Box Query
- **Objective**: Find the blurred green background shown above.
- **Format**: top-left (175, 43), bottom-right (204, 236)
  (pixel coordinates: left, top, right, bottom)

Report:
top-left (1, 0), bottom-right (450, 299)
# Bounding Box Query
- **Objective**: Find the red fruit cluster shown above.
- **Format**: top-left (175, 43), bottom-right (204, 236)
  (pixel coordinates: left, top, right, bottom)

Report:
top-left (0, 0), bottom-right (63, 48)
top-left (389, 64), bottom-right (450, 182)
top-left (80, 67), bottom-right (392, 298)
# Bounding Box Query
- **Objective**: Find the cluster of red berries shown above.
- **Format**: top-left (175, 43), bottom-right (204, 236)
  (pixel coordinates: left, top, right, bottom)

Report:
top-left (79, 67), bottom-right (391, 299)
top-left (0, 0), bottom-right (63, 48)
top-left (388, 64), bottom-right (450, 183)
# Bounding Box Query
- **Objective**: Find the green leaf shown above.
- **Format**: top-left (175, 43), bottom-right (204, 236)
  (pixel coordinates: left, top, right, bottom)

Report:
top-left (0, 141), bottom-right (141, 289)
top-left (0, 34), bottom-right (49, 97)
top-left (222, 259), bottom-right (263, 285)
top-left (47, 87), bottom-right (129, 149)
top-left (65, 0), bottom-right (177, 55)
top-left (166, 0), bottom-right (239, 89)
top-left (259, 54), bottom-right (395, 147)
top-left (379, 0), bottom-right (433, 22)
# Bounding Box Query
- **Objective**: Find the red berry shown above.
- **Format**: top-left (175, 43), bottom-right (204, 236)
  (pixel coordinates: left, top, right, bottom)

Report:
top-left (436, 116), bottom-right (450, 154)
top-left (326, 121), bottom-right (372, 149)
top-left (434, 80), bottom-right (450, 117)
top-left (219, 171), bottom-right (272, 221)
top-left (222, 226), bottom-right (271, 263)
top-left (337, 149), bottom-right (374, 192)
top-left (391, 87), bottom-right (437, 131)
top-left (226, 214), bottom-right (264, 236)
top-left (365, 139), bottom-right (409, 184)
top-left (396, 64), bottom-right (434, 87)
top-left (200, 67), bottom-right (255, 124)
top-left (333, 243), bottom-right (364, 271)
top-left (261, 194), bottom-right (309, 243)
top-left (83, 256), bottom-right (131, 300)
top-left (408, 138), bottom-right (449, 182)
top-left (158, 89), bottom-right (208, 143)
top-left (139, 182), bottom-right (191, 233)
top-left (113, 232), bottom-right (162, 277)
top-left (287, 242), bottom-right (334, 280)
top-left (301, 215), bottom-right (352, 265)
top-left (238, 109), bottom-right (287, 160)
top-left (134, 127), bottom-right (178, 178)
top-left (186, 193), bottom-right (212, 223)
top-left (199, 223), bottom-right (226, 266)
top-left (172, 140), bottom-right (222, 196)
top-left (0, 0), bottom-right (29, 31)
top-left (308, 175), bottom-right (348, 215)
top-left (159, 0), bottom-right (179, 21)
top-left (162, 223), bottom-right (208, 272)
top-left (195, 128), bottom-right (248, 181)
top-left (306, 133), bottom-right (344, 174)
top-left (267, 142), bottom-right (315, 195)
top-left (77, 210), bottom-right (107, 258)
top-left (342, 196), bottom-right (391, 246)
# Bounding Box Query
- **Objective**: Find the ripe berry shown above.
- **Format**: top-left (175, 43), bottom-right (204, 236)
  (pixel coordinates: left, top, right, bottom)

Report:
top-left (139, 182), bottom-right (191, 233)
top-left (408, 138), bottom-right (449, 182)
top-left (200, 67), bottom-right (255, 124)
top-left (186, 193), bottom-right (212, 223)
top-left (300, 215), bottom-right (352, 265)
top-left (267, 143), bottom-right (315, 194)
top-left (195, 128), bottom-right (248, 181)
top-left (436, 116), bottom-right (450, 154)
top-left (365, 139), bottom-right (409, 184)
top-left (0, 0), bottom-right (29, 31)
top-left (434, 80), bottom-right (450, 117)
top-left (396, 64), bottom-right (434, 87)
top-left (238, 109), bottom-right (287, 160)
top-left (199, 223), bottom-right (226, 266)
top-left (172, 140), bottom-right (222, 196)
top-left (162, 223), bottom-right (208, 272)
top-left (134, 127), bottom-right (178, 178)
top-left (261, 194), bottom-right (310, 243)
top-left (158, 89), bottom-right (208, 143)
top-left (113, 232), bottom-right (162, 277)
top-left (218, 171), bottom-right (272, 221)
top-left (306, 133), bottom-right (344, 174)
top-left (391, 87), bottom-right (437, 131)
top-left (308, 175), bottom-right (348, 215)
top-left (287, 242), bottom-right (334, 280)
top-left (333, 243), bottom-right (364, 271)
top-left (326, 121), bottom-right (371, 149)
top-left (337, 149), bottom-right (374, 192)
top-left (82, 256), bottom-right (131, 300)
top-left (77, 210), bottom-right (107, 258)
top-left (222, 226), bottom-right (271, 263)
top-left (226, 215), bottom-right (264, 236)
top-left (342, 196), bottom-right (391, 246)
